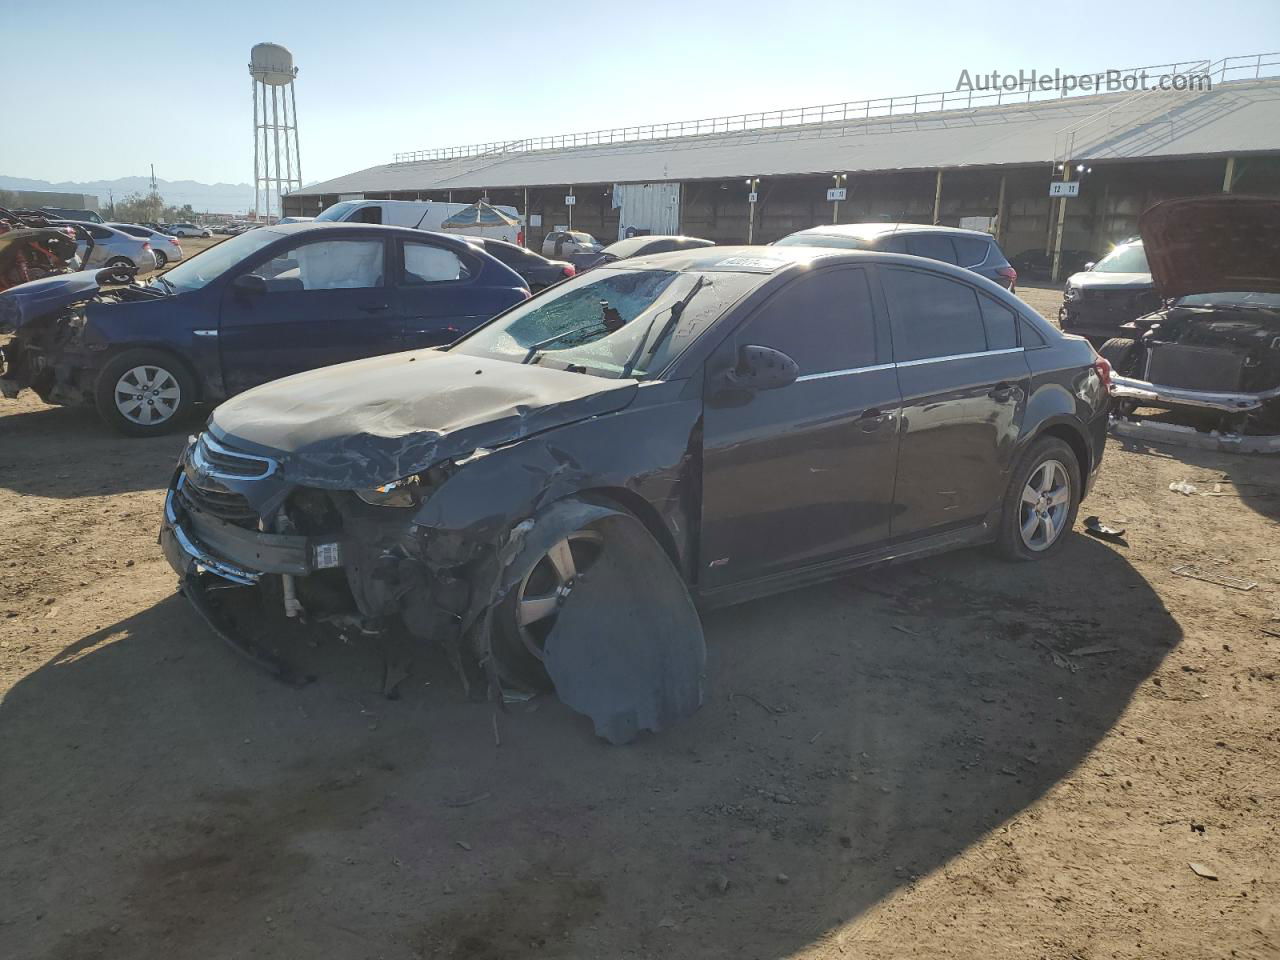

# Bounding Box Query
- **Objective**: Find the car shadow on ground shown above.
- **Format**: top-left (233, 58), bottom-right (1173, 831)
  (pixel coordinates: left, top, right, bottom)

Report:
top-left (0, 402), bottom-right (191, 499)
top-left (1113, 432), bottom-right (1280, 520)
top-left (0, 534), bottom-right (1178, 959)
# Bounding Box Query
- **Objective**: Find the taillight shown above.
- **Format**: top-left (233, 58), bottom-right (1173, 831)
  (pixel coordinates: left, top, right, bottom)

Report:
top-left (143, 241), bottom-right (152, 250)
top-left (518, 288), bottom-right (531, 300)
top-left (1093, 355), bottom-right (1113, 392)
top-left (517, 230), bottom-right (525, 246)
top-left (562, 264), bottom-right (576, 278)
top-left (996, 266), bottom-right (1017, 284)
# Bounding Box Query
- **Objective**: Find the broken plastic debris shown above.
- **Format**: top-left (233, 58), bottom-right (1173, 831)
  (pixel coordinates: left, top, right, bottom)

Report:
top-left (1188, 861), bottom-right (1219, 880)
top-left (1169, 480), bottom-right (1198, 495)
top-left (1065, 643), bottom-right (1119, 657)
top-left (1171, 565), bottom-right (1257, 591)
top-left (1083, 516), bottom-right (1127, 542)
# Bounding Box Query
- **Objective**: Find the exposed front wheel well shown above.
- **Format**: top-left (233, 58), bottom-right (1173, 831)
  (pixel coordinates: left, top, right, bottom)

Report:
top-left (577, 486), bottom-right (685, 577)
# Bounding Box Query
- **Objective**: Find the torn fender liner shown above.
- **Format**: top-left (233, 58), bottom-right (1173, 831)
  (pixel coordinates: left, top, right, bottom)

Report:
top-left (529, 506), bottom-right (704, 745)
top-left (207, 350), bottom-right (639, 488)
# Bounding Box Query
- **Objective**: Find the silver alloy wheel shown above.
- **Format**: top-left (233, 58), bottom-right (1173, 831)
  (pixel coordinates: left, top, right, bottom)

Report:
top-left (114, 364), bottom-right (182, 425)
top-left (1019, 458), bottom-right (1071, 551)
top-left (515, 530), bottom-right (604, 659)
top-left (153, 251), bottom-right (167, 269)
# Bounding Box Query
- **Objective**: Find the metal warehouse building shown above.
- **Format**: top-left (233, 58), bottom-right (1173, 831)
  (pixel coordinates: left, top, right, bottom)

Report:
top-left (286, 54), bottom-right (1280, 277)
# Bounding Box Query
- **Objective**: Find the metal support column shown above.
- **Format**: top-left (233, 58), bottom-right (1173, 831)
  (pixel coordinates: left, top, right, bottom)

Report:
top-left (994, 174), bottom-right (1007, 245)
top-left (1050, 162), bottom-right (1072, 283)
top-left (523, 187), bottom-right (529, 247)
top-left (1223, 156), bottom-right (1237, 192)
top-left (252, 78), bottom-right (260, 220)
top-left (289, 80), bottom-right (302, 186)
top-left (932, 169), bottom-right (944, 224)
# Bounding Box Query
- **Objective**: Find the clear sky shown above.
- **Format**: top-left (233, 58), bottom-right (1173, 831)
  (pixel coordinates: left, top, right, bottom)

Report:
top-left (4, 0), bottom-right (1279, 186)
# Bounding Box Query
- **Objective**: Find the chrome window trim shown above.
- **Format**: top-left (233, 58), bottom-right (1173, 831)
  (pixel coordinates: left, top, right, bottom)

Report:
top-left (797, 362), bottom-right (895, 382)
top-left (191, 433), bottom-right (279, 480)
top-left (895, 347), bottom-right (1023, 368)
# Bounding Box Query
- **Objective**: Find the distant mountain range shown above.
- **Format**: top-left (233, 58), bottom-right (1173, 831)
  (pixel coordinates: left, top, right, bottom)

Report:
top-left (0, 175), bottom-right (258, 215)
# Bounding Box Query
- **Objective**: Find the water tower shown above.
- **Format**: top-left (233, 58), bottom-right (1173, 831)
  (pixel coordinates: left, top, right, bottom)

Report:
top-left (249, 43), bottom-right (301, 220)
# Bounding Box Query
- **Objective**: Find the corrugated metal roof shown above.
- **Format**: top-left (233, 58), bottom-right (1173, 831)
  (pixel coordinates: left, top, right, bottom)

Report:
top-left (294, 78), bottom-right (1280, 197)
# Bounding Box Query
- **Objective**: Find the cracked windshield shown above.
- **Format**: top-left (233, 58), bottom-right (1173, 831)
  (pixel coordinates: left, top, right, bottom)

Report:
top-left (453, 267), bottom-right (756, 377)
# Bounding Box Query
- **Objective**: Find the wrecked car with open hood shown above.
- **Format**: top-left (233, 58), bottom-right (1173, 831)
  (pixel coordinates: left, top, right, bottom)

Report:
top-left (0, 208), bottom-right (84, 294)
top-left (160, 245), bottom-right (1110, 742)
top-left (1102, 195), bottom-right (1280, 450)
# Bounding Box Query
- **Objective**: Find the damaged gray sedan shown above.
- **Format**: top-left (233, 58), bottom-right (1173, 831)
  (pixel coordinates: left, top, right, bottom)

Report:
top-left (161, 246), bottom-right (1109, 742)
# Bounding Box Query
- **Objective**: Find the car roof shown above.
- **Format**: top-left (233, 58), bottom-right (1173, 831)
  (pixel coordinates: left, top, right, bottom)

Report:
top-left (786, 222), bottom-right (995, 242)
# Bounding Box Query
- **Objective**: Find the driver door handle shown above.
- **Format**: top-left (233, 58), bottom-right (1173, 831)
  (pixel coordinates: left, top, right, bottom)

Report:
top-left (361, 304), bottom-right (391, 313)
top-left (857, 407), bottom-right (895, 432)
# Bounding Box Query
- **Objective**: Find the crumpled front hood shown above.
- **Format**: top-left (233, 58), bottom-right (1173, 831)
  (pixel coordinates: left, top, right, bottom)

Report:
top-left (210, 349), bottom-right (639, 487)
top-left (1139, 195), bottom-right (1280, 299)
top-left (0, 266), bottom-right (115, 329)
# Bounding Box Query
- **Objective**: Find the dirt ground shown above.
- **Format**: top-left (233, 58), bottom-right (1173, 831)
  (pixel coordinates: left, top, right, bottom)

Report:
top-left (1, 282), bottom-right (1278, 960)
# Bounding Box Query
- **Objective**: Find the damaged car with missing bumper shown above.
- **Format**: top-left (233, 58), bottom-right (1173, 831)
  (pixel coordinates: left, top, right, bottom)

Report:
top-left (161, 245), bottom-right (1110, 743)
top-left (1103, 195), bottom-right (1280, 451)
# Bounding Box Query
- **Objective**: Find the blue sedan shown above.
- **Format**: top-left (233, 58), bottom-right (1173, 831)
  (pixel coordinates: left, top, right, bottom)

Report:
top-left (0, 223), bottom-right (530, 435)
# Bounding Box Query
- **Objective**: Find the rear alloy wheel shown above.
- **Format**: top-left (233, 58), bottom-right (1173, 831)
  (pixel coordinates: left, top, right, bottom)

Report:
top-left (104, 256), bottom-right (134, 271)
top-left (995, 437), bottom-right (1081, 561)
top-left (153, 250), bottom-right (168, 269)
top-left (94, 349), bottom-right (195, 437)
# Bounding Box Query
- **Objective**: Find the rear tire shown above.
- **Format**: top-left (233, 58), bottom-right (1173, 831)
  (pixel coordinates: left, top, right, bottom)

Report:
top-left (153, 251), bottom-right (168, 269)
top-left (93, 348), bottom-right (196, 437)
top-left (1099, 337), bottom-right (1139, 377)
top-left (995, 436), bottom-right (1081, 561)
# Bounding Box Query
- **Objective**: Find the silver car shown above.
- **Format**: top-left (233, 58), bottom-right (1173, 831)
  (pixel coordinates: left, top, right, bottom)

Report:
top-left (541, 229), bottom-right (601, 259)
top-left (167, 222), bottom-right (213, 238)
top-left (106, 222), bottom-right (184, 269)
top-left (57, 221), bottom-right (158, 272)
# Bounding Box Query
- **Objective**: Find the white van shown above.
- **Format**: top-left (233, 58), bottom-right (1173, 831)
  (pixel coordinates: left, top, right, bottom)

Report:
top-left (314, 199), bottom-right (522, 244)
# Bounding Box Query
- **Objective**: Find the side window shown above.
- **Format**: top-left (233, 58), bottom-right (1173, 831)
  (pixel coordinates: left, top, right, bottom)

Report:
top-left (1020, 317), bottom-right (1048, 347)
top-left (876, 235), bottom-right (909, 254)
top-left (882, 268), bottom-right (986, 361)
top-left (402, 242), bottom-right (471, 284)
top-left (953, 237), bottom-right (991, 267)
top-left (354, 206), bottom-right (382, 224)
top-left (978, 294), bottom-right (1018, 349)
top-left (249, 239), bottom-right (384, 291)
top-left (906, 234), bottom-right (958, 264)
top-left (735, 268), bottom-right (877, 375)
top-left (89, 226), bottom-right (112, 240)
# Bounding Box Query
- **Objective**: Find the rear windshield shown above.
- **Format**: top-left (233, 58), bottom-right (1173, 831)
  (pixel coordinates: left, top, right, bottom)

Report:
top-left (1092, 242), bottom-right (1149, 274)
top-left (450, 267), bottom-right (760, 379)
top-left (315, 201), bottom-right (362, 222)
top-left (773, 233), bottom-right (869, 250)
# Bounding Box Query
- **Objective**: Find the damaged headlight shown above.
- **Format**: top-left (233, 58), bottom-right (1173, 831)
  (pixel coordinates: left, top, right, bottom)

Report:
top-left (354, 474), bottom-right (422, 508)
top-left (1063, 284), bottom-right (1080, 302)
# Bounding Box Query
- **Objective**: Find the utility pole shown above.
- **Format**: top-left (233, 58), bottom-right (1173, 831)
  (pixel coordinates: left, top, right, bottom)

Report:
top-left (831, 173), bottom-right (847, 224)
top-left (745, 177), bottom-right (760, 244)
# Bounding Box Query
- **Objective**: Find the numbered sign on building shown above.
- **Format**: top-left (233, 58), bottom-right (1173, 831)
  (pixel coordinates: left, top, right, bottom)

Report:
top-left (1048, 182), bottom-right (1080, 198)
top-left (826, 187), bottom-right (848, 202)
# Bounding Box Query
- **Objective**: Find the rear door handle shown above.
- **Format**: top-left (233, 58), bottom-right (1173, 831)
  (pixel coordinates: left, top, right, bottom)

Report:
top-left (361, 304), bottom-right (391, 314)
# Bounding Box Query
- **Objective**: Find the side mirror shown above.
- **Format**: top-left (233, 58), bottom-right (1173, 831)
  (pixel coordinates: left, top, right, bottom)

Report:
top-left (232, 273), bottom-right (268, 295)
top-left (1083, 261), bottom-right (1095, 272)
top-left (727, 344), bottom-right (799, 392)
